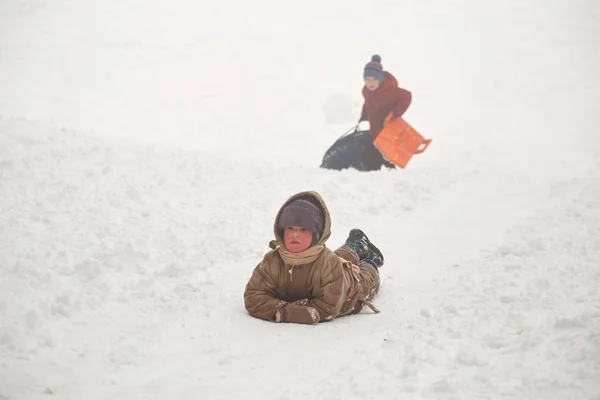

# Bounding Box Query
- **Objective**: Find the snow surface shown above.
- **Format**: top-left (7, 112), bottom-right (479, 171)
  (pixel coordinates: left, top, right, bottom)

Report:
top-left (1, 0), bottom-right (600, 399)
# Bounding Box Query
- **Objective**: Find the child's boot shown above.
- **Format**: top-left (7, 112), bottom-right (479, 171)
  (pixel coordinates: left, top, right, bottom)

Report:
top-left (343, 229), bottom-right (384, 269)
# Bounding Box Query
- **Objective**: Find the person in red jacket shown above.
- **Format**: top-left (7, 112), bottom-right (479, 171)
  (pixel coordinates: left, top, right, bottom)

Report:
top-left (359, 55), bottom-right (412, 169)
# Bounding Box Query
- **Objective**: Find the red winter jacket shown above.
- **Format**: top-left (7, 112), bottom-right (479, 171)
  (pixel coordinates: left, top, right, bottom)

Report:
top-left (360, 71), bottom-right (412, 139)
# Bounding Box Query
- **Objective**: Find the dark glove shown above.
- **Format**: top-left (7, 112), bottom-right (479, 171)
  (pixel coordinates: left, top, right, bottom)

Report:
top-left (275, 301), bottom-right (320, 324)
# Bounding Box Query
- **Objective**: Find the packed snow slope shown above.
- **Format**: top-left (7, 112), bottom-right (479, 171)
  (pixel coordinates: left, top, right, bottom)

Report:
top-left (1, 1), bottom-right (599, 399)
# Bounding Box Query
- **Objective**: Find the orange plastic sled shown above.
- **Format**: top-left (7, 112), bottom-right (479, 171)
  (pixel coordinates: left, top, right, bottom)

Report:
top-left (374, 114), bottom-right (432, 168)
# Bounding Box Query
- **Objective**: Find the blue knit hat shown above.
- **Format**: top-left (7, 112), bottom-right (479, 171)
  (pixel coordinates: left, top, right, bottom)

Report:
top-left (363, 55), bottom-right (385, 85)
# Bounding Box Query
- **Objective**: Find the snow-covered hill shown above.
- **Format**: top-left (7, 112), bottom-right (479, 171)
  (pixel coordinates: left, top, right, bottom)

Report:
top-left (1, 1), bottom-right (599, 399)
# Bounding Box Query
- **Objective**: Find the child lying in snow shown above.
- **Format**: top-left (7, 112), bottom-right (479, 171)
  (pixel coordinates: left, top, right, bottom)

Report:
top-left (243, 191), bottom-right (384, 324)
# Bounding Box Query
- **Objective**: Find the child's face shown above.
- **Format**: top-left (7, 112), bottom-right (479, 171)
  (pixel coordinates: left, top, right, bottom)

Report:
top-left (364, 76), bottom-right (380, 91)
top-left (283, 226), bottom-right (314, 253)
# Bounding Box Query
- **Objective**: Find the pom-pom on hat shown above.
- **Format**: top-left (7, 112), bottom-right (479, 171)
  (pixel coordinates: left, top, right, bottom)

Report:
top-left (363, 54), bottom-right (385, 85)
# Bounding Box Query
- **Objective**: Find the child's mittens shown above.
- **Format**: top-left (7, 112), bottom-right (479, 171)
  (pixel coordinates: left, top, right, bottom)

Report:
top-left (275, 302), bottom-right (320, 324)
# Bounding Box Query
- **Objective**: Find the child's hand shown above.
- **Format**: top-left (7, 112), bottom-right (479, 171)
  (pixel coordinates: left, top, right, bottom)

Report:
top-left (275, 301), bottom-right (320, 324)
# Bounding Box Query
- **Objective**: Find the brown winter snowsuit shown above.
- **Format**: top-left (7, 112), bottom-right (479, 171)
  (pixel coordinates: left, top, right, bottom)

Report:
top-left (243, 191), bottom-right (380, 324)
